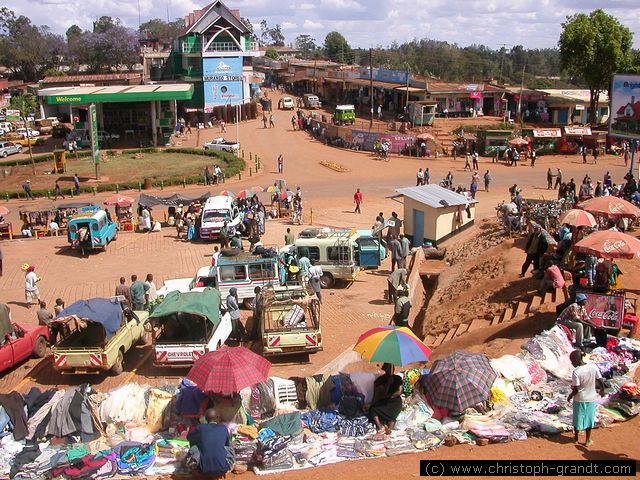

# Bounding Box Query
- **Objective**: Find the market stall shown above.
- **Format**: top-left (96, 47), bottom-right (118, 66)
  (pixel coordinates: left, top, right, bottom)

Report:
top-left (104, 195), bottom-right (135, 231)
top-left (0, 206), bottom-right (13, 240)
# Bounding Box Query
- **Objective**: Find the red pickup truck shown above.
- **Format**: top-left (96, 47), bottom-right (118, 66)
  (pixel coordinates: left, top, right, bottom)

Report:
top-left (0, 304), bottom-right (49, 373)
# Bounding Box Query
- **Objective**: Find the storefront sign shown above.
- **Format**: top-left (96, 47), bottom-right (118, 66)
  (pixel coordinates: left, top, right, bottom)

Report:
top-left (351, 129), bottom-right (379, 151)
top-left (609, 74), bottom-right (640, 140)
top-left (358, 68), bottom-right (409, 85)
top-left (564, 126), bottom-right (592, 136)
top-left (583, 292), bottom-right (624, 330)
top-left (203, 57), bottom-right (243, 111)
top-left (379, 134), bottom-right (416, 153)
top-left (88, 104), bottom-right (100, 166)
top-left (469, 92), bottom-right (482, 99)
top-left (533, 128), bottom-right (561, 138)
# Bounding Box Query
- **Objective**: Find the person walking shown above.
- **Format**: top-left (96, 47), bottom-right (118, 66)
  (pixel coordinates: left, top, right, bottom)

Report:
top-left (390, 235), bottom-right (403, 271)
top-left (377, 105), bottom-right (382, 120)
top-left (22, 180), bottom-right (33, 200)
top-left (424, 167), bottom-right (430, 185)
top-left (353, 188), bottom-right (363, 214)
top-left (145, 273), bottom-right (158, 306)
top-left (392, 289), bottom-right (412, 328)
top-left (54, 180), bottom-right (65, 200)
top-left (530, 149), bottom-right (537, 167)
top-left (73, 173), bottom-right (80, 196)
top-left (291, 115), bottom-right (297, 130)
top-left (568, 350), bottom-right (604, 447)
top-left (472, 151), bottom-right (479, 171)
top-left (400, 233), bottom-right (411, 263)
top-left (547, 168), bottom-right (554, 189)
top-left (520, 225), bottom-right (547, 277)
top-left (416, 168), bottom-right (424, 186)
top-left (555, 168), bottom-right (563, 189)
top-left (219, 221), bottom-right (229, 249)
top-left (24, 265), bottom-right (40, 308)
top-left (581, 145), bottom-right (588, 164)
top-left (262, 112), bottom-right (268, 129)
top-left (387, 267), bottom-right (408, 305)
top-left (463, 153), bottom-right (472, 171)
top-left (483, 170), bottom-right (491, 192)
top-left (277, 155), bottom-right (284, 174)
top-left (269, 113), bottom-right (275, 128)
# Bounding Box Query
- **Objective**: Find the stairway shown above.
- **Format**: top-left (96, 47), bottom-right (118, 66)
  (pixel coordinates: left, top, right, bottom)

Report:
top-left (425, 287), bottom-right (565, 350)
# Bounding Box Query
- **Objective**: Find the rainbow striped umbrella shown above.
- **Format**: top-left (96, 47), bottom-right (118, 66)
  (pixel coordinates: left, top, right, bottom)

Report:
top-left (353, 326), bottom-right (432, 366)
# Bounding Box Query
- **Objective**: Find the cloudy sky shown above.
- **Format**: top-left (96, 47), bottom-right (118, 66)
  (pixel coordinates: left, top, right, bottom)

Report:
top-left (8, 0), bottom-right (640, 50)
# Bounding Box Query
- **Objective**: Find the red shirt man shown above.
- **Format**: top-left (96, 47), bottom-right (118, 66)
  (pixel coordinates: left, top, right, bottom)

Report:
top-left (354, 189), bottom-right (363, 214)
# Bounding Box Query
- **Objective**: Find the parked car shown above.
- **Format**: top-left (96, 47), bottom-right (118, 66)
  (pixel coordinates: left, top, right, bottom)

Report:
top-left (149, 289), bottom-right (232, 367)
top-left (203, 137), bottom-right (240, 153)
top-left (0, 141), bottom-right (22, 157)
top-left (50, 297), bottom-right (149, 375)
top-left (98, 131), bottom-right (120, 143)
top-left (15, 127), bottom-right (40, 138)
top-left (333, 105), bottom-right (356, 125)
top-left (0, 304), bottom-right (49, 373)
top-left (67, 207), bottom-right (118, 253)
top-left (199, 195), bottom-right (243, 240)
top-left (302, 94), bottom-right (322, 109)
top-left (0, 122), bottom-right (14, 134)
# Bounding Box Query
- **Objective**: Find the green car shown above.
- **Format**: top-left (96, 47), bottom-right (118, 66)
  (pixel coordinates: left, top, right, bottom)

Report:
top-left (333, 104), bottom-right (356, 125)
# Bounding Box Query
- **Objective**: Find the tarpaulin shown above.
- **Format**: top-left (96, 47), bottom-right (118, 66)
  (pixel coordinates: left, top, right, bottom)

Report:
top-left (137, 192), bottom-right (212, 207)
top-left (57, 298), bottom-right (123, 338)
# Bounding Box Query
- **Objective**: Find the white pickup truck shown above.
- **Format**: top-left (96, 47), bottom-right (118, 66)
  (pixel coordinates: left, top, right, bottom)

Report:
top-left (203, 137), bottom-right (240, 153)
top-left (156, 266), bottom-right (216, 297)
top-left (149, 288), bottom-right (231, 367)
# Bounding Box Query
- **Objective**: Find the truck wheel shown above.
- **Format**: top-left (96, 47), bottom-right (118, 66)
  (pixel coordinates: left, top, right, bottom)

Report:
top-left (33, 336), bottom-right (47, 358)
top-left (242, 297), bottom-right (255, 310)
top-left (320, 273), bottom-right (334, 289)
top-left (111, 350), bottom-right (124, 375)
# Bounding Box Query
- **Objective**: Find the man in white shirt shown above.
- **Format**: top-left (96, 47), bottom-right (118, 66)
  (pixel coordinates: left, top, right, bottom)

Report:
top-left (568, 350), bottom-right (605, 446)
top-left (49, 220), bottom-right (60, 236)
top-left (145, 274), bottom-right (158, 304)
top-left (24, 266), bottom-right (40, 307)
top-left (308, 260), bottom-right (323, 303)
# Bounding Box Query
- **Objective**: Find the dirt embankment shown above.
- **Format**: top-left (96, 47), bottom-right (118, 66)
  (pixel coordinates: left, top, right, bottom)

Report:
top-left (420, 221), bottom-right (530, 337)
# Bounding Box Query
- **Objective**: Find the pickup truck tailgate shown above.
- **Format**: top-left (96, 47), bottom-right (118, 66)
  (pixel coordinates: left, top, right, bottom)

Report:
top-left (154, 343), bottom-right (206, 366)
top-left (52, 349), bottom-right (106, 373)
top-left (264, 330), bottom-right (322, 355)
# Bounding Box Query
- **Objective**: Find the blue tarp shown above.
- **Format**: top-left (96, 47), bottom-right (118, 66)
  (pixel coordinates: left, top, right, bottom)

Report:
top-left (57, 298), bottom-right (123, 338)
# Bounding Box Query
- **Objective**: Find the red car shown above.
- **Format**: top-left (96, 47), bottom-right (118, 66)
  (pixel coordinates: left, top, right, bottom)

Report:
top-left (0, 304), bottom-right (49, 373)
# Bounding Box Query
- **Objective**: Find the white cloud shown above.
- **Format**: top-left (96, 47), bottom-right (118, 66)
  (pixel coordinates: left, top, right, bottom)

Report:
top-left (303, 19), bottom-right (324, 30)
top-left (2, 0), bottom-right (639, 50)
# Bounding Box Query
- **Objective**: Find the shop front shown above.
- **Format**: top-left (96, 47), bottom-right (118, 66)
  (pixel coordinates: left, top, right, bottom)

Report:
top-left (478, 129), bottom-right (512, 157)
top-left (528, 127), bottom-right (561, 154)
top-left (39, 84), bottom-right (194, 147)
top-left (559, 126), bottom-right (592, 154)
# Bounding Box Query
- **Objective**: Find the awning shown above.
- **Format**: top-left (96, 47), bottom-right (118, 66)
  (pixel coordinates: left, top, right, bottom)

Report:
top-left (394, 86), bottom-right (425, 93)
top-left (150, 289), bottom-right (222, 329)
top-left (40, 84), bottom-right (194, 105)
top-left (138, 192), bottom-right (212, 207)
top-left (564, 126), bottom-right (592, 136)
top-left (533, 128), bottom-right (561, 138)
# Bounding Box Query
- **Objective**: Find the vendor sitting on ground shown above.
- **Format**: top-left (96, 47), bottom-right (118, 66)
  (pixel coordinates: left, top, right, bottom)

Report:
top-left (557, 293), bottom-right (592, 347)
top-left (368, 363), bottom-right (403, 435)
top-left (187, 408), bottom-right (234, 477)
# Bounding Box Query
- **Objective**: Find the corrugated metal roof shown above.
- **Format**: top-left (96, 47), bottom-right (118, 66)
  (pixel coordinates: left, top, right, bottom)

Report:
top-left (395, 184), bottom-right (476, 209)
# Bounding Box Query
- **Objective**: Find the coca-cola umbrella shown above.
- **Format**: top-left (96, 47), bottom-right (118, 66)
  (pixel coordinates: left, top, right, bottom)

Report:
top-left (508, 137), bottom-right (529, 146)
top-left (558, 209), bottom-right (597, 228)
top-left (578, 196), bottom-right (640, 220)
top-left (573, 230), bottom-right (640, 260)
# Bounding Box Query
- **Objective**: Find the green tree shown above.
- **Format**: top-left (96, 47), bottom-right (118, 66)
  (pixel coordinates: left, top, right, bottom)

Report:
top-left (264, 48), bottom-right (278, 60)
top-left (93, 16), bottom-right (118, 33)
top-left (139, 18), bottom-right (184, 44)
top-left (558, 9), bottom-right (633, 124)
top-left (324, 31), bottom-right (352, 63)
top-left (0, 8), bottom-right (65, 81)
top-left (294, 34), bottom-right (316, 58)
top-left (9, 93), bottom-right (38, 174)
top-left (65, 24), bottom-right (82, 42)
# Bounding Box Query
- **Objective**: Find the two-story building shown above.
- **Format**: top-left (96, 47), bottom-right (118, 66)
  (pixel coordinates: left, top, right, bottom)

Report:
top-left (170, 1), bottom-right (262, 122)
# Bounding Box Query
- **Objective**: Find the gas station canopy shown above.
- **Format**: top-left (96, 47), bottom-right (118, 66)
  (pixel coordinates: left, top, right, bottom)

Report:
top-left (39, 84), bottom-right (194, 105)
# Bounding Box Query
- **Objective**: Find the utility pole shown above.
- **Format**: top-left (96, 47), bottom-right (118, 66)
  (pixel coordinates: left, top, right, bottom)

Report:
top-left (516, 64), bottom-right (526, 122)
top-left (405, 64), bottom-right (410, 113)
top-left (369, 48), bottom-right (373, 129)
top-left (313, 59), bottom-right (317, 94)
top-left (498, 43), bottom-right (512, 84)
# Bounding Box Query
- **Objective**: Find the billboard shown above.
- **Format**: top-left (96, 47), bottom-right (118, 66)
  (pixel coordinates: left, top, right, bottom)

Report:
top-left (583, 292), bottom-right (624, 330)
top-left (203, 57), bottom-right (243, 111)
top-left (379, 133), bottom-right (416, 153)
top-left (609, 74), bottom-right (640, 140)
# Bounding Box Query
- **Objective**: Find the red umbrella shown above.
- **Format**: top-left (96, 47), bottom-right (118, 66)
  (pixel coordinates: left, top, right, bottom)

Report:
top-left (578, 196), bottom-right (640, 219)
top-left (104, 195), bottom-right (135, 207)
top-left (558, 209), bottom-right (597, 228)
top-left (219, 190), bottom-right (236, 197)
top-left (186, 346), bottom-right (271, 395)
top-left (237, 190), bottom-right (255, 199)
top-left (574, 230), bottom-right (640, 260)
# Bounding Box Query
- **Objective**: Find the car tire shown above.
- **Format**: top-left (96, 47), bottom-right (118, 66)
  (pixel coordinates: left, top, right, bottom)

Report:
top-left (320, 273), bottom-right (334, 289)
top-left (1, 152), bottom-right (6, 158)
top-left (242, 297), bottom-right (255, 310)
top-left (111, 350), bottom-right (124, 375)
top-left (16, 146), bottom-right (22, 153)
top-left (33, 336), bottom-right (47, 358)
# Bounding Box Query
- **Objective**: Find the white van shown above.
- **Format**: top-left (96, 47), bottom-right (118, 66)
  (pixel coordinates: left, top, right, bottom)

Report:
top-left (199, 195), bottom-right (243, 240)
top-left (0, 122), bottom-right (13, 135)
